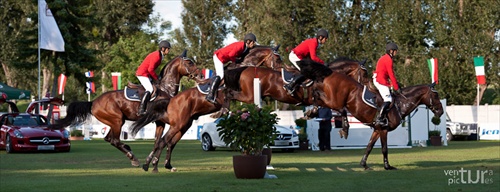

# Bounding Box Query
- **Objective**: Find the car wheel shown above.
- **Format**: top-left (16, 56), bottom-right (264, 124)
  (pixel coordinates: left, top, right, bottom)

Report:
top-left (201, 134), bottom-right (215, 151)
top-left (446, 129), bottom-right (453, 142)
top-left (6, 134), bottom-right (15, 153)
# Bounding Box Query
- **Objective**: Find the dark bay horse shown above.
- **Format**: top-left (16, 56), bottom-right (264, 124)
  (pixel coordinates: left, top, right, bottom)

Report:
top-left (49, 51), bottom-right (200, 166)
top-left (129, 67), bottom-right (245, 173)
top-left (230, 45), bottom-right (285, 70)
top-left (298, 59), bottom-right (444, 170)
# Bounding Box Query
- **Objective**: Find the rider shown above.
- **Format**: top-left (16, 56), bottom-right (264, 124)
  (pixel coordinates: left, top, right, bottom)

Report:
top-left (284, 29), bottom-right (329, 95)
top-left (373, 42), bottom-right (400, 126)
top-left (206, 33), bottom-right (257, 104)
top-left (135, 40), bottom-right (171, 115)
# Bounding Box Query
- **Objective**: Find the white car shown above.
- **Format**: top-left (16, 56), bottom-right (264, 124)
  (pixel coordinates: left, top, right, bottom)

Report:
top-left (200, 118), bottom-right (299, 152)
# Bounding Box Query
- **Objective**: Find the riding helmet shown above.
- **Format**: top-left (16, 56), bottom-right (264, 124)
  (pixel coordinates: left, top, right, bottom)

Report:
top-left (159, 40), bottom-right (171, 49)
top-left (386, 42), bottom-right (398, 51)
top-left (244, 33), bottom-right (257, 42)
top-left (316, 29), bottom-right (329, 38)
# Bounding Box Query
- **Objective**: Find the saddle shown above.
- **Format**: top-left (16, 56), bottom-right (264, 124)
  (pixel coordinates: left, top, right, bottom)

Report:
top-left (124, 82), bottom-right (158, 102)
top-left (196, 76), bottom-right (222, 94)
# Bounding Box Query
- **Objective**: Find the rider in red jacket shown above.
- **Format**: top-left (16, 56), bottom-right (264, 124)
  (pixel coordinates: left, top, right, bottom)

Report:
top-left (373, 42), bottom-right (400, 126)
top-left (284, 29), bottom-right (328, 95)
top-left (135, 40), bottom-right (171, 115)
top-left (206, 33), bottom-right (257, 104)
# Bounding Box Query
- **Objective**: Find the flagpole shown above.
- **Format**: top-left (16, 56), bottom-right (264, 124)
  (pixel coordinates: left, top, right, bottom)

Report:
top-left (37, 0), bottom-right (41, 101)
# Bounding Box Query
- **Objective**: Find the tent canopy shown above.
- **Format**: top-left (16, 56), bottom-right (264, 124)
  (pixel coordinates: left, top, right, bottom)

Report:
top-left (0, 83), bottom-right (31, 100)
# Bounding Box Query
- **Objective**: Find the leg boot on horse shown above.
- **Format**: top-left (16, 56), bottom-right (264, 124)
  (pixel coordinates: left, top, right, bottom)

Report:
top-left (375, 102), bottom-right (390, 126)
top-left (283, 74), bottom-right (306, 96)
top-left (206, 76), bottom-right (221, 104)
top-left (137, 91), bottom-right (151, 116)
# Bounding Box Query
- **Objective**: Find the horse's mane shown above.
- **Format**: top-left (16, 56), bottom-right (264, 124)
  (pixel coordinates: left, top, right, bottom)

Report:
top-left (298, 58), bottom-right (333, 81)
top-left (159, 50), bottom-right (189, 79)
top-left (224, 67), bottom-right (247, 92)
top-left (331, 57), bottom-right (358, 63)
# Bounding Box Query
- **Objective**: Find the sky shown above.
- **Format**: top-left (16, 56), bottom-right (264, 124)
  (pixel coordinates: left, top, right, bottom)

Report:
top-left (152, 0), bottom-right (236, 45)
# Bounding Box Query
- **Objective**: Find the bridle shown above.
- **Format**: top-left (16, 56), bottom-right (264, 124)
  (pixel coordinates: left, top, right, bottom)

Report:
top-left (256, 50), bottom-right (281, 70)
top-left (160, 57), bottom-right (199, 97)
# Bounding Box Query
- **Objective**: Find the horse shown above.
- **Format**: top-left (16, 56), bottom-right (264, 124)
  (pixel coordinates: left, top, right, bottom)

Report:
top-left (298, 58), bottom-right (444, 170)
top-left (129, 67), bottom-right (245, 173)
top-left (49, 50), bottom-right (200, 166)
top-left (229, 45), bottom-right (285, 70)
top-left (129, 58), bottom-right (369, 172)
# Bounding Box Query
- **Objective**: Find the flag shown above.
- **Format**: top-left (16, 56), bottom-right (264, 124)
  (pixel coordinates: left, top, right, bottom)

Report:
top-left (202, 69), bottom-right (214, 79)
top-left (473, 56), bottom-right (486, 85)
top-left (57, 74), bottom-right (67, 95)
top-left (86, 82), bottom-right (95, 94)
top-left (39, 0), bottom-right (65, 52)
top-left (427, 58), bottom-right (438, 84)
top-left (111, 72), bottom-right (122, 90)
top-left (85, 71), bottom-right (94, 78)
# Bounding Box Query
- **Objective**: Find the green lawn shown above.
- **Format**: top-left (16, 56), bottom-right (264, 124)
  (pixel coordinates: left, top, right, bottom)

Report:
top-left (0, 139), bottom-right (499, 192)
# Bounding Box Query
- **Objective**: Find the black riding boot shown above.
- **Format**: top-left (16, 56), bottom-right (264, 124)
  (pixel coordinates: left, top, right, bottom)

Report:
top-left (375, 102), bottom-right (391, 126)
top-left (283, 74), bottom-right (305, 96)
top-left (137, 91), bottom-right (151, 116)
top-left (206, 76), bottom-right (221, 104)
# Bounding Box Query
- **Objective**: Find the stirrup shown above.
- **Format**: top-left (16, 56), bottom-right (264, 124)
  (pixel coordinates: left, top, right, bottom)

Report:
top-left (283, 85), bottom-right (295, 96)
top-left (375, 118), bottom-right (388, 126)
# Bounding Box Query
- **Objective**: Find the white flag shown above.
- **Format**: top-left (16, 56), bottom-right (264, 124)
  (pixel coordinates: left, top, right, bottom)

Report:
top-left (39, 0), bottom-right (65, 52)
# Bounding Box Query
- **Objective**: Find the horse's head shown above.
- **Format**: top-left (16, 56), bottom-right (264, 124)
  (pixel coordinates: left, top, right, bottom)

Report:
top-left (239, 45), bottom-right (285, 70)
top-left (159, 50), bottom-right (200, 81)
top-left (328, 57), bottom-right (370, 85)
top-left (424, 82), bottom-right (444, 118)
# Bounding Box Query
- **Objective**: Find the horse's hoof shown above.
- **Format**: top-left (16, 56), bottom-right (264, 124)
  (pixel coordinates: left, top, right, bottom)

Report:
top-left (171, 167), bottom-right (177, 172)
top-left (385, 166), bottom-right (398, 170)
top-left (364, 167), bottom-right (373, 171)
top-left (131, 160), bottom-right (140, 167)
top-left (165, 164), bottom-right (173, 170)
top-left (152, 169), bottom-right (159, 174)
top-left (142, 164), bottom-right (149, 172)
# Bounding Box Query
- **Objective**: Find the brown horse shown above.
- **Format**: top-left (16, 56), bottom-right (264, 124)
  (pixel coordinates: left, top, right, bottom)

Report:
top-left (49, 51), bottom-right (200, 166)
top-left (298, 59), bottom-right (444, 170)
top-left (129, 58), bottom-right (369, 172)
top-left (129, 67), bottom-right (245, 172)
top-left (230, 45), bottom-right (285, 70)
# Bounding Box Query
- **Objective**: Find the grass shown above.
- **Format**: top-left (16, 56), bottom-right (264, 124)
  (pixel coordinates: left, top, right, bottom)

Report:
top-left (0, 139), bottom-right (499, 192)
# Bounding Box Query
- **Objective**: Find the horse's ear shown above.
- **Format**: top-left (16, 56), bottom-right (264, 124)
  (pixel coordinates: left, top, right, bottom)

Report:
top-left (430, 82), bottom-right (436, 88)
top-left (360, 58), bottom-right (367, 66)
top-left (181, 49), bottom-right (187, 58)
top-left (273, 44), bottom-right (280, 51)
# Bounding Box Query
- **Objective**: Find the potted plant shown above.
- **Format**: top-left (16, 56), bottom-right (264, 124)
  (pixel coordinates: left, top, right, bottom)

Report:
top-left (429, 116), bottom-right (442, 146)
top-left (70, 129), bottom-right (84, 140)
top-left (217, 103), bottom-right (279, 179)
top-left (295, 118), bottom-right (309, 150)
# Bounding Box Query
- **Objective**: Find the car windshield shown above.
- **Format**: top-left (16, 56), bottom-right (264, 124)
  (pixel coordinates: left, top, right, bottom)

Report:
top-left (11, 115), bottom-right (48, 126)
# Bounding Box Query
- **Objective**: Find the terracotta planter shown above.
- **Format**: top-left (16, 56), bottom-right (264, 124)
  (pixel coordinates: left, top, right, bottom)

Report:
top-left (232, 155), bottom-right (267, 179)
top-left (70, 136), bottom-right (84, 141)
top-left (429, 136), bottom-right (442, 146)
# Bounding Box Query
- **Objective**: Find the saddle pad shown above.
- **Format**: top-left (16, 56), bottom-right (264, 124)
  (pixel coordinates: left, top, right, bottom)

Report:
top-left (197, 83), bottom-right (211, 95)
top-left (124, 87), bottom-right (157, 102)
top-left (281, 69), bottom-right (294, 84)
top-left (361, 86), bottom-right (377, 109)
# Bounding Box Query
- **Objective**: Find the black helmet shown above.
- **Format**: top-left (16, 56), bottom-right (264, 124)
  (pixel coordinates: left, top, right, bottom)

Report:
top-left (317, 29), bottom-right (329, 38)
top-left (244, 33), bottom-right (257, 42)
top-left (386, 42), bottom-right (398, 51)
top-left (159, 40), bottom-right (171, 49)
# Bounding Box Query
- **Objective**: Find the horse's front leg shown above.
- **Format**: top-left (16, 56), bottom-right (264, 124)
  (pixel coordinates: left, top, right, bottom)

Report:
top-left (338, 109), bottom-right (350, 139)
top-left (143, 122), bottom-right (166, 172)
top-left (360, 130), bottom-right (380, 170)
top-left (380, 129), bottom-right (397, 170)
top-left (164, 131), bottom-right (183, 171)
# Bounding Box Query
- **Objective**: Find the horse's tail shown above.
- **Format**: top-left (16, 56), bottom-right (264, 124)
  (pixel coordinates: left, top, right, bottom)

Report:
top-left (224, 67), bottom-right (247, 92)
top-left (49, 101), bottom-right (92, 129)
top-left (298, 58), bottom-right (333, 81)
top-left (130, 99), bottom-right (169, 137)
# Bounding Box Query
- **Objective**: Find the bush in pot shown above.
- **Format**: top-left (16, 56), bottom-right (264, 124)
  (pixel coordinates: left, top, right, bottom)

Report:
top-left (217, 103), bottom-right (279, 178)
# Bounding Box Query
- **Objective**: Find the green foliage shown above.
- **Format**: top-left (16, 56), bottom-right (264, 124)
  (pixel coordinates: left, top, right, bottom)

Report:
top-left (294, 118), bottom-right (308, 141)
top-left (428, 130), bottom-right (441, 137)
top-left (217, 103), bottom-right (279, 156)
top-left (70, 129), bottom-right (83, 137)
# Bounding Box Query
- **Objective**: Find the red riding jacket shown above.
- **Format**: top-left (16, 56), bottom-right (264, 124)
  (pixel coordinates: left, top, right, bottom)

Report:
top-left (136, 51), bottom-right (163, 80)
top-left (374, 53), bottom-right (399, 90)
top-left (214, 41), bottom-right (247, 64)
top-left (292, 38), bottom-right (324, 64)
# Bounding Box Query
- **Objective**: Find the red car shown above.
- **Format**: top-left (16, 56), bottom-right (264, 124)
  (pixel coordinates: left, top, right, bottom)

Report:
top-left (0, 112), bottom-right (70, 153)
